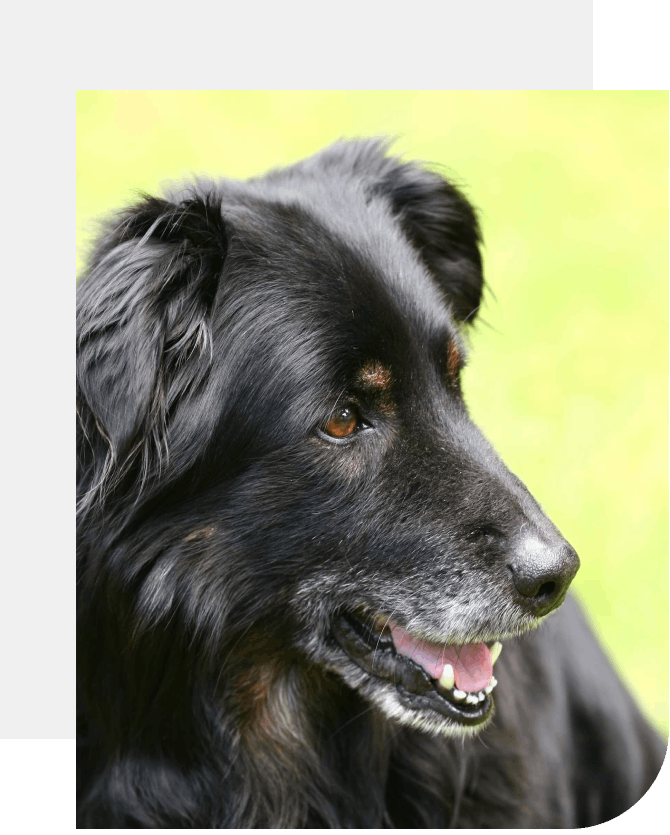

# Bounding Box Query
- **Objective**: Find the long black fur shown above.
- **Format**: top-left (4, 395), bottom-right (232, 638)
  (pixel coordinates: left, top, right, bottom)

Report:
top-left (77, 139), bottom-right (665, 827)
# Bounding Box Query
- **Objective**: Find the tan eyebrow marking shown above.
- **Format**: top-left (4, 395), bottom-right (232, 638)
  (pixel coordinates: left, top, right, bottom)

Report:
top-left (357, 361), bottom-right (392, 390)
top-left (356, 361), bottom-right (395, 416)
top-left (447, 340), bottom-right (461, 384)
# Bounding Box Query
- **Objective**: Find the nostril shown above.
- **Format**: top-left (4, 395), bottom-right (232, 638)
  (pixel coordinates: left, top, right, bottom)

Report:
top-left (507, 562), bottom-right (566, 615)
top-left (507, 537), bottom-right (578, 617)
top-left (536, 581), bottom-right (556, 600)
top-left (507, 563), bottom-right (555, 601)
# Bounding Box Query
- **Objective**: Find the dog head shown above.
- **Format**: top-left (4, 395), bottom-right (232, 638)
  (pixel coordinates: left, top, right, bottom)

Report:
top-left (77, 139), bottom-right (579, 738)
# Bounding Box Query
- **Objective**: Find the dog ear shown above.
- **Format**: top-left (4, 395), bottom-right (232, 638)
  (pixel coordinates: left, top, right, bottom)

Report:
top-left (310, 139), bottom-right (484, 323)
top-left (77, 192), bottom-right (227, 466)
top-left (373, 153), bottom-right (484, 324)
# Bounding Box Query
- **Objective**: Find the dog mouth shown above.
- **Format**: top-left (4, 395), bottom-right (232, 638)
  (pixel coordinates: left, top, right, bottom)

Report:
top-left (331, 608), bottom-right (501, 727)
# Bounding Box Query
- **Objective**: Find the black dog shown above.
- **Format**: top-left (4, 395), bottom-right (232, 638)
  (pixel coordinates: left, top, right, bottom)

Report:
top-left (76, 139), bottom-right (664, 827)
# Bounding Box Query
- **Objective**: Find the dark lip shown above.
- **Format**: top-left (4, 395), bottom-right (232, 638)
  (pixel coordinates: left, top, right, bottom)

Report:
top-left (346, 607), bottom-right (501, 650)
top-left (331, 611), bottom-right (494, 727)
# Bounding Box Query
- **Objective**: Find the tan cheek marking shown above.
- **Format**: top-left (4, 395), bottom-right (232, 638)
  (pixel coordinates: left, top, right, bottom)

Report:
top-left (236, 658), bottom-right (308, 755)
top-left (183, 526), bottom-right (215, 542)
top-left (447, 340), bottom-right (461, 384)
top-left (236, 661), bottom-right (280, 727)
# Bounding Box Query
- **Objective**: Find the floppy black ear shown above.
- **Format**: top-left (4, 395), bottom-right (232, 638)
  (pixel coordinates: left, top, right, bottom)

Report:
top-left (310, 139), bottom-right (484, 323)
top-left (373, 152), bottom-right (484, 323)
top-left (77, 192), bottom-right (227, 465)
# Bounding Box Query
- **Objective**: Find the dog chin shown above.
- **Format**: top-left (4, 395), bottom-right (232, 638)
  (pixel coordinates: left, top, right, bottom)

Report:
top-left (349, 662), bottom-right (496, 738)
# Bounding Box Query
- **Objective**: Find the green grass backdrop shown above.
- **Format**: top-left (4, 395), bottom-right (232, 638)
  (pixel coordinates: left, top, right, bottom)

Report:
top-left (76, 91), bottom-right (668, 734)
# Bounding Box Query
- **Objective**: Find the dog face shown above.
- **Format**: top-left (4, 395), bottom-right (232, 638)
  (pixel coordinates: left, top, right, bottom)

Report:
top-left (77, 140), bottom-right (579, 740)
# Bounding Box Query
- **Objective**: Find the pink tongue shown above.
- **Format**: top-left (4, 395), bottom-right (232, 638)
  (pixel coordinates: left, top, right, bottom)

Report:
top-left (389, 621), bottom-right (493, 692)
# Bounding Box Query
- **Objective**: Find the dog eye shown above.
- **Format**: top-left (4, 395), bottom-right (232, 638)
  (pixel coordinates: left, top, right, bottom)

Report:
top-left (323, 406), bottom-right (360, 438)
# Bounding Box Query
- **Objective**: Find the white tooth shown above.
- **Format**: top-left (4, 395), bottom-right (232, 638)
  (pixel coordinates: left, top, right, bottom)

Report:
top-left (466, 694), bottom-right (479, 705)
top-left (490, 641), bottom-right (503, 665)
top-left (478, 692), bottom-right (486, 701)
top-left (438, 664), bottom-right (455, 691)
top-left (484, 676), bottom-right (498, 694)
top-left (452, 689), bottom-right (466, 701)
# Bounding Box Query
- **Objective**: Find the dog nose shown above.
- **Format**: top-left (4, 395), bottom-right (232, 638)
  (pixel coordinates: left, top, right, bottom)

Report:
top-left (507, 534), bottom-right (580, 617)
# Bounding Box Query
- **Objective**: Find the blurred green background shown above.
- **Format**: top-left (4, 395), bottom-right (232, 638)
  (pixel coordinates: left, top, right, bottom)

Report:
top-left (76, 91), bottom-right (668, 734)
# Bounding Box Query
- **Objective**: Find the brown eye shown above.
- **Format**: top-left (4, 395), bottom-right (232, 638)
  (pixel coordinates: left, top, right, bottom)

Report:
top-left (324, 406), bottom-right (359, 438)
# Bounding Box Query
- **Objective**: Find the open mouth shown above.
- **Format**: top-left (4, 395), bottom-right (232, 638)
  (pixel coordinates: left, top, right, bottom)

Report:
top-left (331, 608), bottom-right (502, 727)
